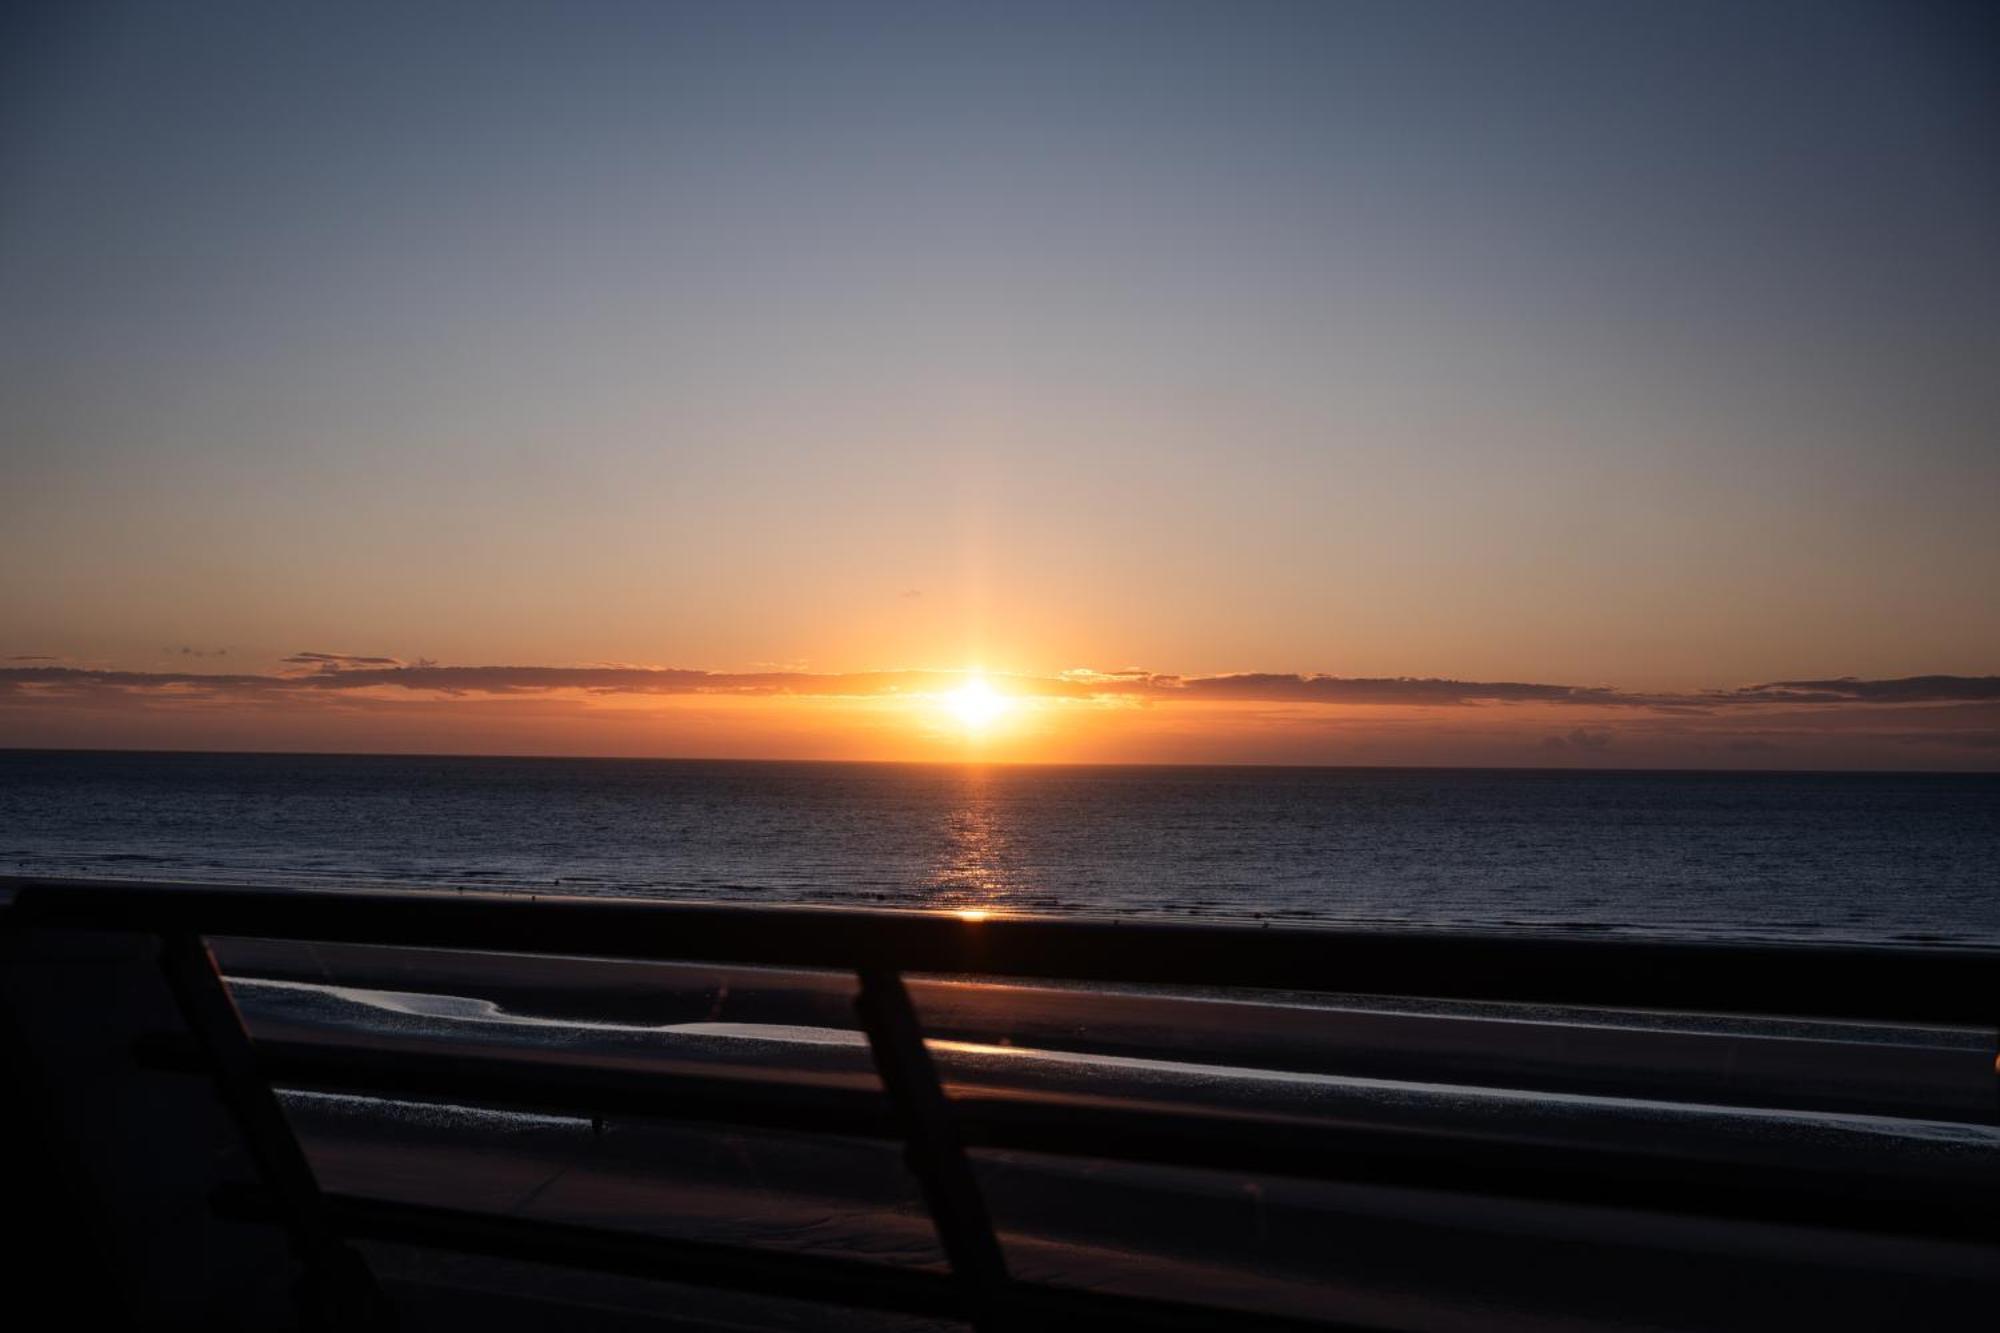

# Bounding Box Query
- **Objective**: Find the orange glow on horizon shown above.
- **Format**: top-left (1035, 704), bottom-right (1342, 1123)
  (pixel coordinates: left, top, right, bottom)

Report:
top-left (6, 655), bottom-right (1990, 771)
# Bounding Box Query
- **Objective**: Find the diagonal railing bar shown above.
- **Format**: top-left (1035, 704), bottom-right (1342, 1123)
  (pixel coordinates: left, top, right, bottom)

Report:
top-left (157, 931), bottom-right (396, 1332)
top-left (855, 965), bottom-right (1012, 1331)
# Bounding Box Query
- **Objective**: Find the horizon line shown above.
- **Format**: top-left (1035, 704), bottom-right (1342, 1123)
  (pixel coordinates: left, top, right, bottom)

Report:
top-left (3, 743), bottom-right (1992, 779)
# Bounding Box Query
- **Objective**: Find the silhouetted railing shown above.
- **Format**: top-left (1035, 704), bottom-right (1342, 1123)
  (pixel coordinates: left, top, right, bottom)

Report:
top-left (4, 876), bottom-right (1996, 1332)
top-left (10, 877), bottom-right (1998, 1020)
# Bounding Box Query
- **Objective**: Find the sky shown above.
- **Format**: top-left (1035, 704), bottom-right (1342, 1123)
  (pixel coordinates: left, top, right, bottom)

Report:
top-left (2, 1), bottom-right (1996, 767)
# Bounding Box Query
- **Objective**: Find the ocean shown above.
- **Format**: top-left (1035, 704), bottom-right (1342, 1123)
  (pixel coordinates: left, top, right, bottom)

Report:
top-left (3, 749), bottom-right (1996, 946)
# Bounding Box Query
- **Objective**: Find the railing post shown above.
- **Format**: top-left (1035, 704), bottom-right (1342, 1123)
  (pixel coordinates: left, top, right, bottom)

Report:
top-left (157, 931), bottom-right (395, 1331)
top-left (854, 967), bottom-right (1010, 1330)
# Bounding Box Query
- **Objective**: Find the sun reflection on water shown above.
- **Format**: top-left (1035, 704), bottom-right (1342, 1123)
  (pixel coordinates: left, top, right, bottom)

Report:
top-left (928, 767), bottom-right (1016, 916)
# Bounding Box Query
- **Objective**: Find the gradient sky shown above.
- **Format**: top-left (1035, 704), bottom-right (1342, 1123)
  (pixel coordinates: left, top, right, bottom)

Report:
top-left (3, 1), bottom-right (1996, 766)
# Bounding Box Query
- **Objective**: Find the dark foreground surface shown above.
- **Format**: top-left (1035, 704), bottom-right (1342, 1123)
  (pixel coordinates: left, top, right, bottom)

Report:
top-left (7, 882), bottom-right (1996, 1331)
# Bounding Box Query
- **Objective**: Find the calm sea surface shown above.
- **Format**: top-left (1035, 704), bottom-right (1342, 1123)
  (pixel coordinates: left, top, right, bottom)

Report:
top-left (3, 750), bottom-right (1996, 945)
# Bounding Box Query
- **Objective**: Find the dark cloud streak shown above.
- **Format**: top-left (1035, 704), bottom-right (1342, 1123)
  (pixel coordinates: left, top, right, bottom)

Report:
top-left (285, 651), bottom-right (405, 668)
top-left (1728, 677), bottom-right (2000, 704)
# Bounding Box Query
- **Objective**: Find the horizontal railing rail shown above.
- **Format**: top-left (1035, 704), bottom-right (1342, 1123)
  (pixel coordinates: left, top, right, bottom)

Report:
top-left (5, 877), bottom-right (1996, 1023)
top-left (138, 1029), bottom-right (2000, 1244)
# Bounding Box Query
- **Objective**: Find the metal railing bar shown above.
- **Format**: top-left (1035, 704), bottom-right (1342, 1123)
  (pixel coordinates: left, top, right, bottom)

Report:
top-left (9, 877), bottom-right (1995, 1024)
top-left (947, 1092), bottom-right (2000, 1246)
top-left (140, 1030), bottom-right (2000, 1245)
top-left (135, 1030), bottom-right (899, 1136)
top-left (855, 967), bottom-right (1012, 1329)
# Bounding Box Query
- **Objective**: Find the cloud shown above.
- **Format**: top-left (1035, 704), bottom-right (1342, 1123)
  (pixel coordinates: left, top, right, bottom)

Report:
top-left (1723, 676), bottom-right (2000, 704)
top-left (0, 668), bottom-right (283, 697)
top-left (284, 651), bottom-right (406, 669)
top-left (1144, 673), bottom-right (1615, 706)
top-left (1889, 729), bottom-right (2000, 750)
top-left (4, 663), bottom-right (1996, 768)
top-left (1540, 727), bottom-right (1614, 752)
top-left (3, 664), bottom-right (1995, 716)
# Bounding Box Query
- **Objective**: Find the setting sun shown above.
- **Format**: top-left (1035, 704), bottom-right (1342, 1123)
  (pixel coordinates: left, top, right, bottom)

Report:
top-left (943, 676), bottom-right (1010, 734)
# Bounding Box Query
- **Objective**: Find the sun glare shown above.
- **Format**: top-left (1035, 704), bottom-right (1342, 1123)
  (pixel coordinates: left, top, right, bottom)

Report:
top-left (943, 675), bottom-right (1010, 734)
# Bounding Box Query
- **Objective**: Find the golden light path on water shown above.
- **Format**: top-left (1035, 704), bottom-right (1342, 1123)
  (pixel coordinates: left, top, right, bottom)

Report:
top-left (930, 760), bottom-right (1013, 918)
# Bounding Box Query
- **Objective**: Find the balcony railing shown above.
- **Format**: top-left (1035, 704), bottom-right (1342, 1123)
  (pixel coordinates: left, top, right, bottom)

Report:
top-left (3, 875), bottom-right (1995, 1332)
